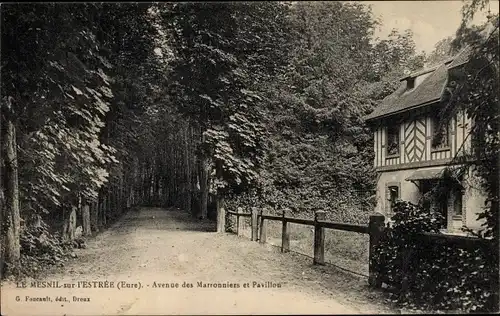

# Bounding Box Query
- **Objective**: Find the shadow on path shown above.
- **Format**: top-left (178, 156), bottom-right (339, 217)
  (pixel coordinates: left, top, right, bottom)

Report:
top-left (119, 207), bottom-right (217, 232)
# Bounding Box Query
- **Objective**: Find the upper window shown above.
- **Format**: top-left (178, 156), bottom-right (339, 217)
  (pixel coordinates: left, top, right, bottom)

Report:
top-left (431, 115), bottom-right (450, 149)
top-left (386, 125), bottom-right (400, 156)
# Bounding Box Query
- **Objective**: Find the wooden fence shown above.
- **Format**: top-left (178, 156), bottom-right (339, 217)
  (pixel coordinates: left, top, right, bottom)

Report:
top-left (227, 207), bottom-right (385, 287)
top-left (226, 207), bottom-right (497, 293)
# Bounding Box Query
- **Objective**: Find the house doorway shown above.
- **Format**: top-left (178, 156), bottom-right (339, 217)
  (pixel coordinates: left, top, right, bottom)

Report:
top-left (420, 179), bottom-right (447, 228)
top-left (419, 179), bottom-right (463, 231)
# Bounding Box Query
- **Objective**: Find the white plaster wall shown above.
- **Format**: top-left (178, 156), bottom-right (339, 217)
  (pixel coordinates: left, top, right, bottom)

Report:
top-left (462, 169), bottom-right (488, 230)
top-left (375, 169), bottom-right (421, 217)
top-left (375, 166), bottom-right (488, 231)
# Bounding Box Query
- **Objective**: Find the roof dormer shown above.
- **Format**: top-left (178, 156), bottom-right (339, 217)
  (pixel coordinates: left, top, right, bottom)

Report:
top-left (406, 77), bottom-right (415, 90)
top-left (402, 71), bottom-right (432, 94)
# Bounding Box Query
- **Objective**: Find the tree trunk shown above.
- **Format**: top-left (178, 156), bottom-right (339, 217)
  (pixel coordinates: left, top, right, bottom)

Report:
top-left (162, 176), bottom-right (170, 207)
top-left (98, 192), bottom-right (107, 229)
top-left (97, 192), bottom-right (104, 231)
top-left (199, 156), bottom-right (210, 219)
top-left (90, 201), bottom-right (99, 233)
top-left (82, 204), bottom-right (91, 236)
top-left (112, 185), bottom-right (117, 216)
top-left (119, 169), bottom-right (124, 211)
top-left (172, 144), bottom-right (178, 207)
top-left (127, 184), bottom-right (132, 209)
top-left (141, 166), bottom-right (146, 205)
top-left (103, 192), bottom-right (107, 227)
top-left (3, 118), bottom-right (20, 273)
top-left (146, 173), bottom-right (152, 206)
top-left (185, 125), bottom-right (192, 214)
top-left (155, 176), bottom-right (160, 207)
top-left (0, 103), bottom-right (5, 277)
top-left (62, 206), bottom-right (77, 241)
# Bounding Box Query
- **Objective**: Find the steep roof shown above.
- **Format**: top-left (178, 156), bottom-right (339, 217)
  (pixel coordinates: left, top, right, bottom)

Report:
top-left (447, 45), bottom-right (472, 69)
top-left (364, 47), bottom-right (471, 122)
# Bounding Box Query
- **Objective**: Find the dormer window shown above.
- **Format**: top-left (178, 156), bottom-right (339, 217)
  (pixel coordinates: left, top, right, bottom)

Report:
top-left (386, 125), bottom-right (400, 156)
top-left (407, 77), bottom-right (415, 90)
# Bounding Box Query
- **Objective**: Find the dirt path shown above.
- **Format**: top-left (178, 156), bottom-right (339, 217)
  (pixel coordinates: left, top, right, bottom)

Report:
top-left (1, 207), bottom-right (395, 315)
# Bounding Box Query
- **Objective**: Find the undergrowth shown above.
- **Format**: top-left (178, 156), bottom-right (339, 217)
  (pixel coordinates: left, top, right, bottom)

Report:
top-left (372, 200), bottom-right (499, 313)
top-left (6, 219), bottom-right (80, 280)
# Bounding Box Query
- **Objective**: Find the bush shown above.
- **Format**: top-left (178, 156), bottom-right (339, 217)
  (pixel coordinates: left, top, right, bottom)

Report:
top-left (372, 200), bottom-right (498, 313)
top-left (18, 216), bottom-right (75, 277)
top-left (225, 185), bottom-right (372, 225)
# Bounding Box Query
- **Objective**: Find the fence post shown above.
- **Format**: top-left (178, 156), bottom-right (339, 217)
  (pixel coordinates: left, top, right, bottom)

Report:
top-left (313, 210), bottom-right (326, 265)
top-left (281, 209), bottom-right (289, 253)
top-left (259, 209), bottom-right (267, 244)
top-left (368, 213), bottom-right (385, 288)
top-left (236, 207), bottom-right (243, 237)
top-left (235, 211), bottom-right (239, 235)
top-left (251, 207), bottom-right (258, 241)
top-left (216, 196), bottom-right (226, 233)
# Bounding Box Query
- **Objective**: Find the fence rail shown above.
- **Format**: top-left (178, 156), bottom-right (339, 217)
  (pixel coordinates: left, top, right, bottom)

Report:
top-left (317, 220), bottom-right (369, 234)
top-left (227, 207), bottom-right (383, 287)
top-left (226, 207), bottom-right (496, 293)
top-left (227, 210), bottom-right (251, 217)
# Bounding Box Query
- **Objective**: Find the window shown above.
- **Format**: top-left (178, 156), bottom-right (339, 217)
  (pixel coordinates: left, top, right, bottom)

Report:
top-left (386, 125), bottom-right (400, 156)
top-left (387, 186), bottom-right (400, 214)
top-left (431, 115), bottom-right (450, 149)
top-left (447, 187), bottom-right (465, 232)
top-left (452, 188), bottom-right (463, 219)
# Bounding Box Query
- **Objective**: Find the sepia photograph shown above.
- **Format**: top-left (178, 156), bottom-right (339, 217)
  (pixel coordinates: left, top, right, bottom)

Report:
top-left (0, 1), bottom-right (499, 315)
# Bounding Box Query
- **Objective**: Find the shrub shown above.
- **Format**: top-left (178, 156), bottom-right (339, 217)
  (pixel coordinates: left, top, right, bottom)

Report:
top-left (18, 216), bottom-right (75, 277)
top-left (372, 200), bottom-right (498, 313)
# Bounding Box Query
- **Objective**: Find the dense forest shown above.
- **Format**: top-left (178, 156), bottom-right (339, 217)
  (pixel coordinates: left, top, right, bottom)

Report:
top-left (0, 1), bottom-right (497, 279)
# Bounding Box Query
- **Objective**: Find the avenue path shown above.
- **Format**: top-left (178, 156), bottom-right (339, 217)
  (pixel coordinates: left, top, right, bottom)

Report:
top-left (1, 207), bottom-right (395, 315)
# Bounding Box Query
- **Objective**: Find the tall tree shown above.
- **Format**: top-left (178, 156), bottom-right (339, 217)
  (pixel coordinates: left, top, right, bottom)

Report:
top-left (425, 36), bottom-right (455, 66)
top-left (160, 3), bottom-right (293, 226)
top-left (0, 3), bottom-right (162, 274)
top-left (442, 3), bottom-right (499, 239)
top-left (1, 3), bottom-right (117, 272)
top-left (249, 2), bottom-right (424, 222)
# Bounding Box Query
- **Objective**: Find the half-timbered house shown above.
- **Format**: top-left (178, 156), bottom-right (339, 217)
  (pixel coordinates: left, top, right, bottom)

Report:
top-left (364, 47), bottom-right (487, 235)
